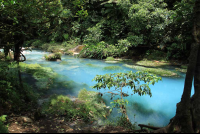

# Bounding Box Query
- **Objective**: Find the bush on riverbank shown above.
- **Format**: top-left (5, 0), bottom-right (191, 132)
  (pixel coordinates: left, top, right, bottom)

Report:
top-left (41, 89), bottom-right (109, 122)
top-left (78, 88), bottom-right (110, 120)
top-left (41, 94), bottom-right (92, 122)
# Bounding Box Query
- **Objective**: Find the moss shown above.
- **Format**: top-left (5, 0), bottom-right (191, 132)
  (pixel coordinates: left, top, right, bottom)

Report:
top-left (86, 63), bottom-right (97, 67)
top-left (123, 64), bottom-right (180, 77)
top-left (136, 60), bottom-right (170, 67)
top-left (103, 66), bottom-right (122, 70)
top-left (59, 61), bottom-right (68, 65)
top-left (44, 53), bottom-right (62, 61)
top-left (105, 61), bottom-right (119, 63)
top-left (66, 66), bottom-right (79, 70)
top-left (105, 57), bottom-right (115, 61)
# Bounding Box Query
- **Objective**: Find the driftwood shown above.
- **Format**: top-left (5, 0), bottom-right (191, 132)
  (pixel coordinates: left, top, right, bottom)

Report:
top-left (138, 124), bottom-right (161, 130)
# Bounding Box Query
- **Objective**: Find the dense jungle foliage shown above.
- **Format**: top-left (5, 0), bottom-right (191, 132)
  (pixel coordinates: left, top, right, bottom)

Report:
top-left (0, 0), bottom-right (198, 133)
top-left (1, 0), bottom-right (193, 60)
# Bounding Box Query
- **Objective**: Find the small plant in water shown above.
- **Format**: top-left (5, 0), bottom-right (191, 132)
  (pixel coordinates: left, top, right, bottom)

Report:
top-left (92, 71), bottom-right (162, 128)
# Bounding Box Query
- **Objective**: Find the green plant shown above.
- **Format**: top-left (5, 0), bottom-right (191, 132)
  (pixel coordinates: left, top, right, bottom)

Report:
top-left (78, 88), bottom-right (109, 120)
top-left (105, 57), bottom-right (115, 61)
top-left (92, 71), bottom-right (162, 122)
top-left (41, 94), bottom-right (91, 122)
top-left (0, 121), bottom-right (8, 133)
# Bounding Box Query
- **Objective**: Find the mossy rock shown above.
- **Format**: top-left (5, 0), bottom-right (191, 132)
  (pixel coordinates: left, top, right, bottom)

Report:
top-left (44, 53), bottom-right (62, 61)
top-left (103, 66), bottom-right (122, 70)
top-left (105, 57), bottom-right (115, 61)
top-left (123, 64), bottom-right (180, 77)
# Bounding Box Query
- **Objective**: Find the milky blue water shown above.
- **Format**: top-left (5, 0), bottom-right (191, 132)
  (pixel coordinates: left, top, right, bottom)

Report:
top-left (22, 50), bottom-right (194, 127)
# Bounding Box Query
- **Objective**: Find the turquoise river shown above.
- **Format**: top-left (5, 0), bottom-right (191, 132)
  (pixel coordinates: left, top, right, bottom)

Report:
top-left (22, 49), bottom-right (194, 127)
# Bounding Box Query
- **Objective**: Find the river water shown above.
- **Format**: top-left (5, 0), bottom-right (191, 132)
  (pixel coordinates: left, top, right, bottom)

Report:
top-left (22, 49), bottom-right (194, 127)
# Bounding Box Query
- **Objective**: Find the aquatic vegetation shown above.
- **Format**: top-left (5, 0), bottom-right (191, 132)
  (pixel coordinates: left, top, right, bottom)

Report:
top-left (59, 61), bottom-right (68, 65)
top-left (66, 66), bottom-right (79, 70)
top-left (86, 63), bottom-right (98, 67)
top-left (123, 64), bottom-right (179, 77)
top-left (105, 61), bottom-right (119, 63)
top-left (44, 52), bottom-right (62, 61)
top-left (103, 66), bottom-right (122, 70)
top-left (105, 57), bottom-right (115, 61)
top-left (136, 60), bottom-right (170, 67)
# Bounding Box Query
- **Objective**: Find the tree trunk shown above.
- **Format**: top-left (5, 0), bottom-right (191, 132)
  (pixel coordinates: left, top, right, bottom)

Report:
top-left (154, 0), bottom-right (200, 133)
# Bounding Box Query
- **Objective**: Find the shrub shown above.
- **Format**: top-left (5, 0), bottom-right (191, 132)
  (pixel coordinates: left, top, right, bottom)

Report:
top-left (41, 94), bottom-right (91, 122)
top-left (78, 88), bottom-right (109, 120)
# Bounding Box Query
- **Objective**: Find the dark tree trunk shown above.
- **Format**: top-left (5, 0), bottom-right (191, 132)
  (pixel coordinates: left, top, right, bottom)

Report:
top-left (154, 0), bottom-right (200, 133)
top-left (14, 37), bottom-right (24, 91)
